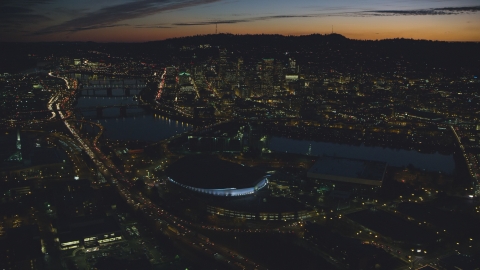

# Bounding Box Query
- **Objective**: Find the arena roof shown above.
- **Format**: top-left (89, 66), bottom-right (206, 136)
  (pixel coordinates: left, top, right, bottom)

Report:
top-left (165, 155), bottom-right (266, 189)
top-left (307, 156), bottom-right (387, 186)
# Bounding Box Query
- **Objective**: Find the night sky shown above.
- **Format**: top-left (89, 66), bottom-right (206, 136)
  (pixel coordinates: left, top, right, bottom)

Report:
top-left (1, 0), bottom-right (479, 42)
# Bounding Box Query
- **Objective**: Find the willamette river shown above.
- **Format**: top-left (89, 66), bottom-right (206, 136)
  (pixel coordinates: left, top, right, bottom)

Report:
top-left (74, 79), bottom-right (455, 173)
top-left (75, 89), bottom-right (191, 141)
top-left (269, 137), bottom-right (455, 173)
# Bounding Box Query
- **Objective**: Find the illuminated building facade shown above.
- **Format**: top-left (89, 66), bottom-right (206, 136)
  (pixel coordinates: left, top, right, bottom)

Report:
top-left (168, 175), bottom-right (268, 197)
top-left (165, 155), bottom-right (269, 197)
top-left (54, 217), bottom-right (122, 251)
top-left (307, 156), bottom-right (387, 193)
top-left (206, 205), bottom-right (314, 221)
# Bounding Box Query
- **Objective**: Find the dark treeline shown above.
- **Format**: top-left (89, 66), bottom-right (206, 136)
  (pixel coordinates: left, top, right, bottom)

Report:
top-left (1, 34), bottom-right (479, 74)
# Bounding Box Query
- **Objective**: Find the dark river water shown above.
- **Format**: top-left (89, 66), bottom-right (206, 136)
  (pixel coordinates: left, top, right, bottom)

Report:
top-left (269, 137), bottom-right (455, 173)
top-left (75, 89), bottom-right (191, 141)
top-left (73, 76), bottom-right (455, 173)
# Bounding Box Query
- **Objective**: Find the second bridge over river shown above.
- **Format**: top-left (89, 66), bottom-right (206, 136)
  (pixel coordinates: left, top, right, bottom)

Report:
top-left (75, 104), bottom-right (146, 118)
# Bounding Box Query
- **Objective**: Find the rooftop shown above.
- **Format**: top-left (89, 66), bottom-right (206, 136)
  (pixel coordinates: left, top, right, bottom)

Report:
top-left (166, 155), bottom-right (266, 189)
top-left (211, 195), bottom-right (307, 213)
top-left (307, 156), bottom-right (386, 185)
top-left (56, 217), bottom-right (121, 242)
top-left (31, 147), bottom-right (66, 166)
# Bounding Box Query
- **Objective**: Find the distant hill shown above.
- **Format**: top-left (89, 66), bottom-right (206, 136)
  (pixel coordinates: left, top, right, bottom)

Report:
top-left (0, 34), bottom-right (479, 74)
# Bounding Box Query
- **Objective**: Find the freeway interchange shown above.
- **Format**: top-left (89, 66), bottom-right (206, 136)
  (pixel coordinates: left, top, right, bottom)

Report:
top-left (46, 71), bottom-right (437, 270)
top-left (49, 72), bottom-right (272, 269)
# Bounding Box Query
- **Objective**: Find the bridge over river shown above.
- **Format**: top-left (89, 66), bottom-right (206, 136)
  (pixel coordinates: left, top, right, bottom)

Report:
top-left (64, 73), bottom-right (147, 97)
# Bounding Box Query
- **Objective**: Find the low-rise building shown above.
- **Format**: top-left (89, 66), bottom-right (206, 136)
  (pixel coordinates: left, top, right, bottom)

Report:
top-left (53, 217), bottom-right (122, 251)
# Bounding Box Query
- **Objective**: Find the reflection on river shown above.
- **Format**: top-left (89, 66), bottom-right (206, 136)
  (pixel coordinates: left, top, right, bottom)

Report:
top-left (96, 115), bottom-right (190, 141)
top-left (75, 95), bottom-right (191, 141)
top-left (72, 80), bottom-right (454, 173)
top-left (269, 136), bottom-right (455, 174)
top-left (76, 91), bottom-right (141, 106)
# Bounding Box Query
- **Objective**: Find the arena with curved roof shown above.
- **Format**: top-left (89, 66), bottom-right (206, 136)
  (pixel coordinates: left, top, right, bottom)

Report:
top-left (165, 155), bottom-right (269, 196)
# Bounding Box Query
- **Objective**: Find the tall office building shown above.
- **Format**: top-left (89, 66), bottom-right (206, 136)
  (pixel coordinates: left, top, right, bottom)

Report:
top-left (219, 48), bottom-right (228, 77)
top-left (8, 129), bottom-right (22, 162)
top-left (178, 72), bottom-right (191, 85)
top-left (261, 58), bottom-right (275, 96)
top-left (275, 61), bottom-right (284, 91)
top-left (248, 76), bottom-right (262, 97)
top-left (289, 58), bottom-right (296, 71)
top-left (237, 57), bottom-right (244, 81)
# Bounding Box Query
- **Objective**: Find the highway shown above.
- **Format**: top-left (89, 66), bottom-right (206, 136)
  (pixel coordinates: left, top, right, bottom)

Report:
top-left (50, 72), bottom-right (272, 269)
top-left (450, 125), bottom-right (479, 197)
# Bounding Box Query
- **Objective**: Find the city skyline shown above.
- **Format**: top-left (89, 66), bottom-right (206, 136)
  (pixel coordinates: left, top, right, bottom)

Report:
top-left (1, 0), bottom-right (480, 42)
top-left (1, 18), bottom-right (480, 269)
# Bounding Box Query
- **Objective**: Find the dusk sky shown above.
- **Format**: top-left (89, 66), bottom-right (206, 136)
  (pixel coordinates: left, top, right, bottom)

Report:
top-left (1, 0), bottom-right (479, 42)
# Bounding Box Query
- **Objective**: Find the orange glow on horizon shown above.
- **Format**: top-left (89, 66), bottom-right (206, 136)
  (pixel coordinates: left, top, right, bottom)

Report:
top-left (20, 14), bottom-right (480, 43)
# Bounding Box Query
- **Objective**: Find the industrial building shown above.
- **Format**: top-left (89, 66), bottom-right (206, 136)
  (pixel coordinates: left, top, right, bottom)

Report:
top-left (307, 156), bottom-right (387, 187)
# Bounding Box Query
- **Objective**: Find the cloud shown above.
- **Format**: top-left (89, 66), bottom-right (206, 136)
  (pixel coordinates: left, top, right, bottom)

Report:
top-left (0, 6), bottom-right (34, 14)
top-left (69, 24), bottom-right (130, 32)
top-left (0, 6), bottom-right (52, 28)
top-left (134, 24), bottom-right (173, 29)
top-left (53, 7), bottom-right (90, 17)
top-left (32, 0), bottom-right (222, 35)
top-left (364, 5), bottom-right (480, 16)
top-left (174, 19), bottom-right (250, 26)
top-left (173, 14), bottom-right (318, 26)
top-left (172, 5), bottom-right (480, 27)
top-left (435, 6), bottom-right (480, 12)
top-left (0, 0), bottom-right (54, 6)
